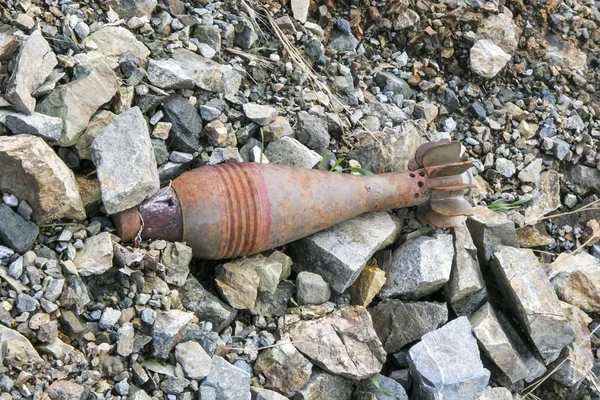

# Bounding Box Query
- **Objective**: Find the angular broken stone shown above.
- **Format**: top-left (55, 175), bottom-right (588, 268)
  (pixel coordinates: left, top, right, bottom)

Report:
top-left (2, 111), bottom-right (63, 141)
top-left (491, 246), bottom-right (576, 364)
top-left (0, 204), bottom-right (39, 253)
top-left (74, 232), bottom-right (114, 277)
top-left (0, 325), bottom-right (43, 364)
top-left (254, 340), bottom-right (312, 394)
top-left (265, 136), bottom-right (322, 169)
top-left (36, 63), bottom-right (120, 147)
top-left (152, 309), bottom-right (194, 359)
top-left (172, 49), bottom-right (242, 94)
top-left (0, 135), bottom-right (85, 222)
top-left (524, 171), bottom-right (562, 225)
top-left (85, 27), bottom-right (151, 66)
top-left (296, 271), bottom-right (331, 305)
top-left (215, 262), bottom-right (260, 310)
top-left (294, 370), bottom-right (354, 400)
top-left (470, 39), bottom-right (511, 79)
top-left (355, 373), bottom-right (408, 400)
top-left (349, 262), bottom-right (386, 307)
top-left (147, 58), bottom-right (194, 89)
top-left (548, 302), bottom-right (594, 387)
top-left (286, 305), bottom-right (386, 379)
top-left (243, 103), bottom-right (278, 126)
top-left (548, 251), bottom-right (600, 313)
top-left (251, 280), bottom-right (295, 317)
top-left (179, 276), bottom-right (237, 332)
top-left (469, 303), bottom-right (530, 383)
top-left (200, 356), bottom-right (251, 400)
top-left (290, 212), bottom-right (398, 293)
top-left (466, 206), bottom-right (519, 266)
top-left (75, 111), bottom-right (117, 161)
top-left (91, 106), bottom-right (160, 214)
top-left (160, 242), bottom-right (192, 287)
top-left (370, 299), bottom-right (448, 353)
top-left (380, 233), bottom-right (454, 300)
top-left (5, 29), bottom-right (57, 114)
top-left (408, 317), bottom-right (490, 400)
top-left (348, 122), bottom-right (426, 173)
top-left (444, 225), bottom-right (487, 316)
top-left (108, 0), bottom-right (157, 19)
top-left (116, 323), bottom-right (135, 357)
top-left (175, 341), bottom-right (212, 380)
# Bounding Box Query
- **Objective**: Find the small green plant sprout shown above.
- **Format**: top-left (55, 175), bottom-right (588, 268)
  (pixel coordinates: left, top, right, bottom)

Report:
top-left (487, 197), bottom-right (531, 213)
top-left (370, 375), bottom-right (393, 397)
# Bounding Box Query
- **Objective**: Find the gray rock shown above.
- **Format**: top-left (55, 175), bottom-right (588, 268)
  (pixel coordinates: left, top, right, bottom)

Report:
top-left (200, 356), bottom-right (251, 400)
top-left (478, 387), bottom-right (514, 400)
top-left (172, 49), bottom-right (242, 94)
top-left (152, 138), bottom-right (169, 166)
top-left (408, 317), bottom-right (490, 400)
top-left (369, 299), bottom-right (448, 353)
top-left (36, 63), bottom-right (120, 147)
top-left (2, 112), bottom-right (62, 141)
top-left (200, 105), bottom-right (222, 122)
top-left (161, 96), bottom-right (203, 153)
top-left (254, 340), bottom-right (312, 394)
top-left (6, 30), bottom-right (57, 114)
top-left (566, 114), bottom-right (585, 131)
top-left (491, 246), bottom-right (576, 364)
top-left (175, 340), bottom-right (212, 379)
top-left (251, 280), bottom-right (295, 317)
top-left (444, 226), bottom-right (487, 316)
top-left (290, 212), bottom-right (398, 293)
top-left (469, 303), bottom-right (530, 383)
top-left (495, 158), bottom-right (515, 177)
top-left (0, 135), bottom-right (86, 223)
top-left (296, 271), bottom-right (331, 305)
top-left (43, 277), bottom-right (64, 303)
top-left (99, 307), bottom-right (121, 330)
top-left (114, 379), bottom-right (129, 396)
top-left (295, 111), bottom-right (330, 149)
top-left (179, 276), bottom-right (237, 332)
top-left (74, 232), bottom-right (114, 277)
top-left (234, 17), bottom-right (258, 50)
top-left (567, 164), bottom-right (600, 196)
top-left (466, 206), bottom-right (519, 266)
top-left (45, 380), bottom-right (87, 399)
top-left (84, 27), bottom-right (150, 66)
top-left (75, 110), bottom-right (117, 161)
top-left (91, 107), bottom-right (159, 215)
top-left (470, 39), bottom-right (511, 79)
top-left (250, 387), bottom-right (288, 400)
top-left (287, 305), bottom-right (386, 379)
top-left (294, 370), bottom-right (353, 400)
top-left (375, 72), bottom-right (414, 99)
top-left (192, 25), bottom-right (222, 53)
top-left (0, 325), bottom-right (43, 363)
top-left (117, 322), bottom-right (135, 357)
top-left (348, 121), bottom-right (426, 173)
top-left (160, 242), bottom-right (192, 287)
top-left (243, 103), bottom-right (278, 126)
top-left (291, 0), bottom-right (310, 22)
top-left (413, 102), bottom-right (438, 124)
top-left (0, 204), bottom-right (38, 253)
top-left (380, 234), bottom-right (454, 299)
top-left (327, 30), bottom-right (359, 53)
top-left (355, 373), bottom-right (408, 400)
top-left (265, 136), bottom-right (322, 169)
top-left (517, 158), bottom-right (543, 185)
top-left (16, 292), bottom-right (39, 313)
top-left (147, 59), bottom-right (193, 89)
top-left (107, 0), bottom-right (157, 18)
top-left (152, 309), bottom-right (194, 359)
top-left (551, 137), bottom-right (570, 161)
top-left (209, 147), bottom-right (243, 164)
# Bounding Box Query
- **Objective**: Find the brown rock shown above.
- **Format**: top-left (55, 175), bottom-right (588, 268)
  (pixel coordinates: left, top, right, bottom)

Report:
top-left (524, 171), bottom-right (562, 225)
top-left (349, 261), bottom-right (386, 307)
top-left (215, 262), bottom-right (260, 309)
top-left (516, 223), bottom-right (554, 247)
top-left (254, 340), bottom-right (313, 394)
top-left (0, 135), bottom-right (85, 222)
top-left (581, 219), bottom-right (600, 246)
top-left (548, 252), bottom-right (600, 313)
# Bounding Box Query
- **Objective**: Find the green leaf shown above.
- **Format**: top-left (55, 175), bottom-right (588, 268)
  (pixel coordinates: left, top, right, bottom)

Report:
top-left (329, 157), bottom-right (346, 172)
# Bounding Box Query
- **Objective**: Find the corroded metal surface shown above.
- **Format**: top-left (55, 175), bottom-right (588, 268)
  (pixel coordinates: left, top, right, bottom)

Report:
top-left (112, 140), bottom-right (474, 259)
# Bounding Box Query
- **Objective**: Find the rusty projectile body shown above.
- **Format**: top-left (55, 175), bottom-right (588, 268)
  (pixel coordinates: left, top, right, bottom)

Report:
top-left (113, 140), bottom-right (475, 259)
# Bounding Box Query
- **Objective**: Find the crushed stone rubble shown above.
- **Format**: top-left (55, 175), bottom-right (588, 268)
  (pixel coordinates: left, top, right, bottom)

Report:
top-left (0, 0), bottom-right (600, 399)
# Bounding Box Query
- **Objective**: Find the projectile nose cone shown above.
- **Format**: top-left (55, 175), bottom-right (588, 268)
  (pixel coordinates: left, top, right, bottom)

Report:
top-left (112, 207), bottom-right (142, 242)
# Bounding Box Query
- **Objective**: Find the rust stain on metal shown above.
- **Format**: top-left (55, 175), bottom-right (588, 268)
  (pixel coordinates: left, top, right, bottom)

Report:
top-left (112, 140), bottom-right (474, 259)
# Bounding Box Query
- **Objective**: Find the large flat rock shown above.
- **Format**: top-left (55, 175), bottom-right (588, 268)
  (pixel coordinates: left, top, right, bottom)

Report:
top-left (91, 106), bottom-right (159, 214)
top-left (289, 212), bottom-right (398, 293)
top-left (491, 246), bottom-right (576, 364)
top-left (466, 206), bottom-right (519, 266)
top-left (0, 134), bottom-right (85, 222)
top-left (408, 317), bottom-right (490, 400)
top-left (172, 48), bottom-right (242, 94)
